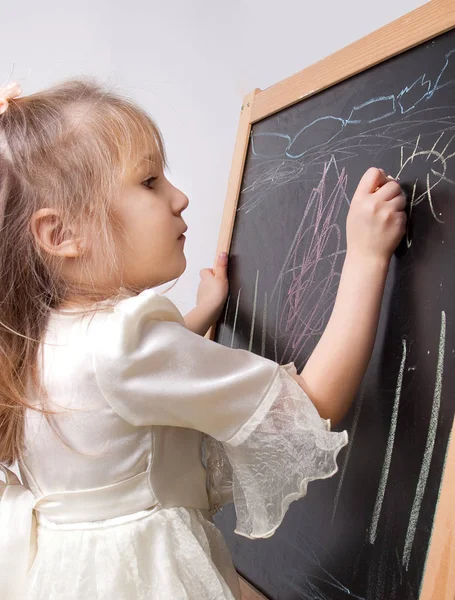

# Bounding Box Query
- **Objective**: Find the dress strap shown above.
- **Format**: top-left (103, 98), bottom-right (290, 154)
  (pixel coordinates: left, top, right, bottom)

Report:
top-left (0, 464), bottom-right (37, 600)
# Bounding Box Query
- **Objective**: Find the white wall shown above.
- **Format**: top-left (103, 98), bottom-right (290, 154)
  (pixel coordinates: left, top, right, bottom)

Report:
top-left (1, 0), bottom-right (427, 315)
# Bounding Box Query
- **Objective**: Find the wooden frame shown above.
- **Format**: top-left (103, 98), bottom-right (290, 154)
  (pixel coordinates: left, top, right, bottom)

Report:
top-left (238, 576), bottom-right (268, 600)
top-left (208, 1), bottom-right (455, 598)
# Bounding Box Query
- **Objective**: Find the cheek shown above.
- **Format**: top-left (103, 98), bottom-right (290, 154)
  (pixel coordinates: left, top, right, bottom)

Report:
top-left (114, 192), bottom-right (176, 263)
top-left (132, 209), bottom-right (174, 257)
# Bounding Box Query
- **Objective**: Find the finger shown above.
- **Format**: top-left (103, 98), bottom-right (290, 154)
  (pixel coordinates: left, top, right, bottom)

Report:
top-left (356, 167), bottom-right (389, 195)
top-left (200, 268), bottom-right (213, 278)
top-left (387, 193), bottom-right (407, 212)
top-left (374, 172), bottom-right (395, 192)
top-left (394, 211), bottom-right (408, 235)
top-left (398, 211), bottom-right (408, 229)
top-left (374, 180), bottom-right (403, 202)
top-left (215, 252), bottom-right (228, 279)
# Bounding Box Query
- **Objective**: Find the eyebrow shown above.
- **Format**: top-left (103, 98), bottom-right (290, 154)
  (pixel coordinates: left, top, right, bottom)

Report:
top-left (136, 153), bottom-right (162, 176)
top-left (136, 155), bottom-right (152, 172)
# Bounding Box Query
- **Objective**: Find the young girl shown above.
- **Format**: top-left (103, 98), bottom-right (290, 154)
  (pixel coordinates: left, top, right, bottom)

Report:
top-left (0, 78), bottom-right (406, 600)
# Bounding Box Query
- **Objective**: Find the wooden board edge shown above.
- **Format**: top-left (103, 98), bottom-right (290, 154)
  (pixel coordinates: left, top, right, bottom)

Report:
top-left (239, 575), bottom-right (269, 600)
top-left (251, 0), bottom-right (455, 123)
top-left (204, 91), bottom-right (271, 600)
top-left (420, 417), bottom-right (455, 599)
top-left (205, 89), bottom-right (261, 341)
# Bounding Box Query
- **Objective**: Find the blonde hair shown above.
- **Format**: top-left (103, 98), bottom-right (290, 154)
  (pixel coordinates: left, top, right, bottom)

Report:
top-left (0, 76), bottom-right (170, 465)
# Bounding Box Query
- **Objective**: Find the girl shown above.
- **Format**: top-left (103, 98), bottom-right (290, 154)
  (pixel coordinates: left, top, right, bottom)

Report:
top-left (0, 78), bottom-right (406, 600)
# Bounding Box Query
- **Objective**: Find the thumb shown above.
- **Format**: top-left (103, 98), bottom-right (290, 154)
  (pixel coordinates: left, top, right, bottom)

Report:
top-left (215, 252), bottom-right (228, 279)
top-left (356, 167), bottom-right (389, 195)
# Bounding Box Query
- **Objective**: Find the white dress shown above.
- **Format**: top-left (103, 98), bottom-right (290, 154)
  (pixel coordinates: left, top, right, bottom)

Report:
top-left (0, 288), bottom-right (348, 600)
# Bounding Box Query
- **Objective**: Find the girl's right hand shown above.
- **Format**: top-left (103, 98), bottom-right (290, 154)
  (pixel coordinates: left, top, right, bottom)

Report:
top-left (346, 167), bottom-right (407, 262)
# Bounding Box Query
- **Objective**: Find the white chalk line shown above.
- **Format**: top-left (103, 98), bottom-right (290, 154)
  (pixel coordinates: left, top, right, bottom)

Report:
top-left (402, 310), bottom-right (446, 570)
top-left (369, 338), bottom-right (407, 544)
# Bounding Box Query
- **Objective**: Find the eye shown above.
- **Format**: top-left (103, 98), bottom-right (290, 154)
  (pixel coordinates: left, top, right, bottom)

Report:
top-left (142, 176), bottom-right (158, 190)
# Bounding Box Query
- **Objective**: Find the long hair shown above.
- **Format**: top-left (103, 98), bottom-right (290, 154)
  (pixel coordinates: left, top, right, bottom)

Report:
top-left (0, 77), bottom-right (169, 465)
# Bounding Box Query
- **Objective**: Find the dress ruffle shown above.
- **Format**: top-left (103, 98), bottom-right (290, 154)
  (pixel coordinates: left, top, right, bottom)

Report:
top-left (203, 363), bottom-right (348, 539)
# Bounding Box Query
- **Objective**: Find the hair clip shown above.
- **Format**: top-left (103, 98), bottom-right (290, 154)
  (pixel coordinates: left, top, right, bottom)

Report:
top-left (0, 81), bottom-right (23, 115)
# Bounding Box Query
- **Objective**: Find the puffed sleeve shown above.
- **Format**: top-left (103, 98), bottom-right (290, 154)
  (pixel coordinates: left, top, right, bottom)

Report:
top-left (91, 289), bottom-right (348, 538)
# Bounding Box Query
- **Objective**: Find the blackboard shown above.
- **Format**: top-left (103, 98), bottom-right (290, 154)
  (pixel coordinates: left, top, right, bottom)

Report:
top-left (212, 12), bottom-right (455, 600)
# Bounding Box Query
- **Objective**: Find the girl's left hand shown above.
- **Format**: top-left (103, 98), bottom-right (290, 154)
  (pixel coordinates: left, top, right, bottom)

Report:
top-left (196, 252), bottom-right (229, 319)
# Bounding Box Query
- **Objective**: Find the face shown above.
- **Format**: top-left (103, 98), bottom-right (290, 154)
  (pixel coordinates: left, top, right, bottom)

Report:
top-left (112, 155), bottom-right (189, 290)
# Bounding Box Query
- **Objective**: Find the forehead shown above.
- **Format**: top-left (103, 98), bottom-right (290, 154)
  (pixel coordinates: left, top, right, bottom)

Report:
top-left (129, 152), bottom-right (162, 180)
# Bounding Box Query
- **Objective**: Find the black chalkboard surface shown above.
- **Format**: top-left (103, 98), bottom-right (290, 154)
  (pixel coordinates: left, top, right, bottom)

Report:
top-left (213, 26), bottom-right (455, 600)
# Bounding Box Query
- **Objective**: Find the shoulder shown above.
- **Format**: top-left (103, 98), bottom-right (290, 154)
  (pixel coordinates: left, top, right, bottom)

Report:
top-left (112, 289), bottom-right (186, 327)
top-left (88, 289), bottom-right (186, 355)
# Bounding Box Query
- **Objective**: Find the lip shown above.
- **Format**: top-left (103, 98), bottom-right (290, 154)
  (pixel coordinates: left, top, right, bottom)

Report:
top-left (178, 234), bottom-right (186, 242)
top-left (178, 226), bottom-right (188, 240)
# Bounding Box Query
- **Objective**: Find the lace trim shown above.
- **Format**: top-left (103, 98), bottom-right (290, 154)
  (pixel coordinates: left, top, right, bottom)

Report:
top-left (202, 434), bottom-right (234, 515)
top-left (203, 363), bottom-right (348, 538)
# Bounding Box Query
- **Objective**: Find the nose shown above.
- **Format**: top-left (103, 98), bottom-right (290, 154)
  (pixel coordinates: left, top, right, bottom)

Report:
top-left (181, 191), bottom-right (189, 212)
top-left (174, 187), bottom-right (189, 214)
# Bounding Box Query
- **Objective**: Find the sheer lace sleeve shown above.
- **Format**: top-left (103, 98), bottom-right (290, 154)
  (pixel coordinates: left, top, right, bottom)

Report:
top-left (202, 362), bottom-right (348, 539)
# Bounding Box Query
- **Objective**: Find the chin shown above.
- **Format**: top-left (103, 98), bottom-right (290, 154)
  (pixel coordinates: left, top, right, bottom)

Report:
top-left (145, 254), bottom-right (186, 289)
top-left (167, 255), bottom-right (187, 282)
top-left (177, 254), bottom-right (187, 276)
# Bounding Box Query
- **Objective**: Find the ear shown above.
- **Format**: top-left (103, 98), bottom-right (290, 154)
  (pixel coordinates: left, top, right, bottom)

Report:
top-left (30, 208), bottom-right (84, 258)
